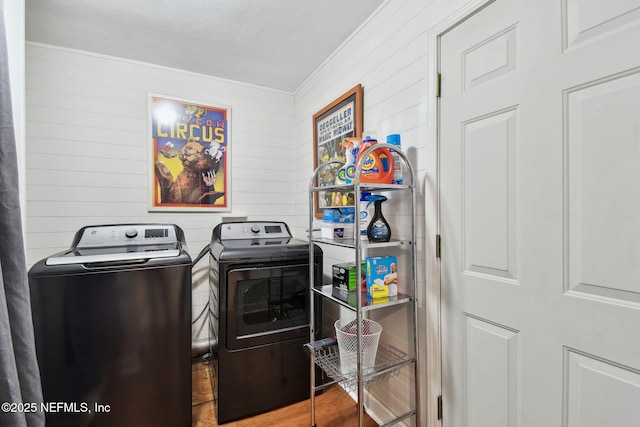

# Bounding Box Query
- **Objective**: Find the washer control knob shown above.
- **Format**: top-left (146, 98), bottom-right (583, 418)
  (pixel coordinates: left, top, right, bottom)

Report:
top-left (250, 225), bottom-right (261, 234)
top-left (125, 228), bottom-right (138, 238)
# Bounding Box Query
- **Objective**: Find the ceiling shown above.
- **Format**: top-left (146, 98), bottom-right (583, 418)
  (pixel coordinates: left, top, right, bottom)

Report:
top-left (25, 0), bottom-right (385, 92)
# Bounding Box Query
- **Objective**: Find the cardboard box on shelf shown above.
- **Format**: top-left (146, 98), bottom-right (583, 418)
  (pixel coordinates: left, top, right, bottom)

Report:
top-left (321, 223), bottom-right (353, 239)
top-left (365, 256), bottom-right (398, 298)
top-left (321, 208), bottom-right (355, 239)
top-left (332, 262), bottom-right (365, 292)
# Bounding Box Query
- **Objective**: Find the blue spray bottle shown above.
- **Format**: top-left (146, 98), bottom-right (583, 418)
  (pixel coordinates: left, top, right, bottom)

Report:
top-left (366, 195), bottom-right (391, 242)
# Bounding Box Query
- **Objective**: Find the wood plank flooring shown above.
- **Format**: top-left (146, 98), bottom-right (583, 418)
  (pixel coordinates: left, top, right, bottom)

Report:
top-left (192, 357), bottom-right (378, 427)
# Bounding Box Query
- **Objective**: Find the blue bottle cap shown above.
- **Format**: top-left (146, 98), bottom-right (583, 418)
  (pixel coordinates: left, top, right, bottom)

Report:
top-left (386, 134), bottom-right (401, 146)
top-left (363, 131), bottom-right (377, 143)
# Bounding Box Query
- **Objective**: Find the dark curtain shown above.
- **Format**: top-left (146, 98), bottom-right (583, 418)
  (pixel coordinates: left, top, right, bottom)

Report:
top-left (0, 2), bottom-right (45, 426)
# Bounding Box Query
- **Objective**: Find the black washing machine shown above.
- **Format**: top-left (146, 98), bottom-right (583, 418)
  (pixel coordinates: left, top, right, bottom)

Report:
top-left (208, 221), bottom-right (322, 423)
top-left (28, 224), bottom-right (192, 427)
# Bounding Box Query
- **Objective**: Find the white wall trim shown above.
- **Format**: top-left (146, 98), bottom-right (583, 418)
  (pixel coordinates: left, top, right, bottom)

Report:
top-left (425, 1), bottom-right (497, 426)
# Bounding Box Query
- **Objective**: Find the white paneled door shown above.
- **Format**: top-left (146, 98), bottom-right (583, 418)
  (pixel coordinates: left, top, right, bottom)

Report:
top-left (439, 0), bottom-right (640, 426)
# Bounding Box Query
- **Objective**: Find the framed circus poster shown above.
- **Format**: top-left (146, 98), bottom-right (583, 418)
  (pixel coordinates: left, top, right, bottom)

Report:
top-left (312, 84), bottom-right (363, 218)
top-left (149, 94), bottom-right (230, 211)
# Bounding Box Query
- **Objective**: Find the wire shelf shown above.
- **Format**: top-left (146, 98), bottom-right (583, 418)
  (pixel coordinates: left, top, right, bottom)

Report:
top-left (306, 341), bottom-right (407, 394)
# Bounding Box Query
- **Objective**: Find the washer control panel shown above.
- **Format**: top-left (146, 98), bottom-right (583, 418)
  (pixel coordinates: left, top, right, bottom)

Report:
top-left (76, 224), bottom-right (178, 248)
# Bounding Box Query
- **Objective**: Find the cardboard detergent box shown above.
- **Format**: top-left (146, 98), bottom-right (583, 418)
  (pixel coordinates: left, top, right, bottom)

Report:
top-left (331, 287), bottom-right (357, 307)
top-left (322, 208), bottom-right (355, 222)
top-left (321, 208), bottom-right (354, 239)
top-left (365, 256), bottom-right (398, 298)
top-left (321, 222), bottom-right (353, 239)
top-left (332, 262), bottom-right (365, 292)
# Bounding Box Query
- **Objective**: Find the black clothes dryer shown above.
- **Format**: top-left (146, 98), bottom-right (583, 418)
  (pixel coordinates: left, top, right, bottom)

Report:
top-left (208, 221), bottom-right (322, 423)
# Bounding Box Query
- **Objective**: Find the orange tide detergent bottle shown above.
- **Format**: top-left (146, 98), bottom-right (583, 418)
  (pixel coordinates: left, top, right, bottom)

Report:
top-left (356, 133), bottom-right (394, 184)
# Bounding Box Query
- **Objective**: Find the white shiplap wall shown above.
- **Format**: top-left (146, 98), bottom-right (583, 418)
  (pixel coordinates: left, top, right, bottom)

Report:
top-left (25, 43), bottom-right (296, 342)
top-left (292, 0), bottom-right (472, 424)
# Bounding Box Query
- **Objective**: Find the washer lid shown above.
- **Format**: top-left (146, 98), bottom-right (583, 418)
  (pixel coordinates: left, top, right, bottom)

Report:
top-left (45, 224), bottom-right (182, 265)
top-left (45, 244), bottom-right (181, 266)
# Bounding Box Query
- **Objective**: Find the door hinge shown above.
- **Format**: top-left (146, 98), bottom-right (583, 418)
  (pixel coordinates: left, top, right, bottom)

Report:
top-left (436, 73), bottom-right (442, 98)
top-left (437, 395), bottom-right (443, 419)
top-left (436, 234), bottom-right (441, 258)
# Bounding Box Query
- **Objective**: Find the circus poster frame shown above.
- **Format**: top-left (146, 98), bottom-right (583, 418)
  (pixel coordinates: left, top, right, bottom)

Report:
top-left (149, 94), bottom-right (231, 212)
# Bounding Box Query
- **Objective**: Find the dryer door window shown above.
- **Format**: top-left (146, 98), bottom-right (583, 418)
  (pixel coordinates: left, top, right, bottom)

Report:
top-left (226, 263), bottom-right (309, 350)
